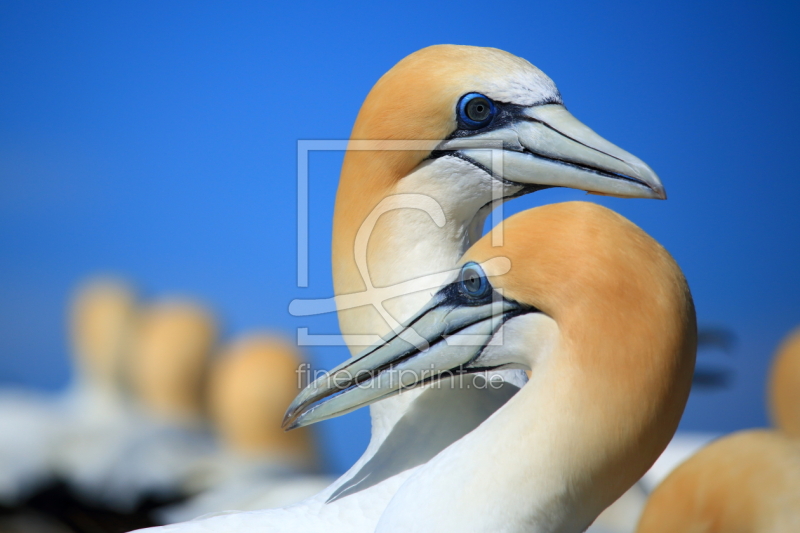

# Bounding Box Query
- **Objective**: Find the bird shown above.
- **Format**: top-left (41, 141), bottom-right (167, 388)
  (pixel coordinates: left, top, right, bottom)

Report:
top-left (143, 201), bottom-right (696, 532)
top-left (0, 277), bottom-right (138, 505)
top-left (129, 298), bottom-right (218, 426)
top-left (206, 334), bottom-right (316, 467)
top-left (635, 430), bottom-right (800, 533)
top-left (768, 327), bottom-right (800, 438)
top-left (321, 43), bottom-right (665, 490)
top-left (156, 333), bottom-right (331, 524)
top-left (74, 298), bottom-right (221, 511)
top-left (68, 278), bottom-right (139, 403)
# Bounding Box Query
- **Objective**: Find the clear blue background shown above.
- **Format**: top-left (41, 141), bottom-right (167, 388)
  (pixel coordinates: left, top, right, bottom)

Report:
top-left (1, 1), bottom-right (798, 474)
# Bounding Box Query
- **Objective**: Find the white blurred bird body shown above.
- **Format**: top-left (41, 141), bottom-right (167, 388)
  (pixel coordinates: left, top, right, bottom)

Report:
top-left (62, 408), bottom-right (217, 510)
top-left (0, 389), bottom-right (62, 502)
top-left (156, 453), bottom-right (332, 524)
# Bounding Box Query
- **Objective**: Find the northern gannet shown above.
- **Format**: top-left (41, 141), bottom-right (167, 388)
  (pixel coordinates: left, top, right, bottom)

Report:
top-left (157, 334), bottom-right (331, 523)
top-left (130, 300), bottom-right (218, 425)
top-left (136, 202), bottom-right (692, 532)
top-left (70, 299), bottom-right (221, 511)
top-left (281, 201), bottom-right (696, 533)
top-left (207, 335), bottom-right (316, 465)
top-left (328, 43), bottom-right (664, 487)
top-left (0, 277), bottom-right (137, 504)
top-left (768, 327), bottom-right (800, 437)
top-left (636, 430), bottom-right (800, 533)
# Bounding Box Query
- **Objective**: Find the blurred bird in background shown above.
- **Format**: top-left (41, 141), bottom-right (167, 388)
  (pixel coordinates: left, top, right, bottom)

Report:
top-left (0, 279), bottom-right (327, 532)
top-left (157, 334), bottom-right (331, 523)
top-left (0, 279), bottom-right (137, 506)
top-left (67, 298), bottom-right (220, 511)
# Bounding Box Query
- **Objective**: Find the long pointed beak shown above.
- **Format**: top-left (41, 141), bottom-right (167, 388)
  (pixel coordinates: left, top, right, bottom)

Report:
top-left (282, 292), bottom-right (527, 430)
top-left (438, 104), bottom-right (666, 200)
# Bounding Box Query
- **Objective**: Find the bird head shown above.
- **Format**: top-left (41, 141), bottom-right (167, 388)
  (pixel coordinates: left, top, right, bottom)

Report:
top-left (339, 45), bottom-right (665, 208)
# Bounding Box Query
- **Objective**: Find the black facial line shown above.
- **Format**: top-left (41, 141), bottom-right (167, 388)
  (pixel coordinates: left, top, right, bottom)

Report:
top-left (290, 294), bottom-right (448, 413)
top-left (383, 306), bottom-right (539, 387)
top-left (432, 151), bottom-right (523, 188)
top-left (343, 291), bottom-right (451, 365)
top-left (321, 283), bottom-right (525, 390)
top-left (298, 285), bottom-right (494, 404)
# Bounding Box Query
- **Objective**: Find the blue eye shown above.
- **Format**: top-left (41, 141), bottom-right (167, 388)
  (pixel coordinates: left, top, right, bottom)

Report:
top-left (457, 93), bottom-right (496, 129)
top-left (459, 262), bottom-right (490, 298)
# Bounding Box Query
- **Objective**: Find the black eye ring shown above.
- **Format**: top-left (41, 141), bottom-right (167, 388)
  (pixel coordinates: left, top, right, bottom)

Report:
top-left (457, 93), bottom-right (496, 129)
top-left (459, 262), bottom-right (491, 298)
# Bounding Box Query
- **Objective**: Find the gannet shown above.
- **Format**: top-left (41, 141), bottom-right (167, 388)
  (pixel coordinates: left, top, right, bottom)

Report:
top-left (157, 334), bottom-right (331, 523)
top-left (130, 299), bottom-right (218, 425)
top-left (141, 201), bottom-right (694, 532)
top-left (72, 298), bottom-right (221, 511)
top-left (327, 44), bottom-right (665, 494)
top-left (207, 335), bottom-right (316, 465)
top-left (0, 277), bottom-right (137, 504)
top-left (636, 430), bottom-right (800, 533)
top-left (768, 327), bottom-right (800, 438)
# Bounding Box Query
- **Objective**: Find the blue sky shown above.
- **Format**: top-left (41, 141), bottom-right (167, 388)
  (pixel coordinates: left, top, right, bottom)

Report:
top-left (1, 1), bottom-right (798, 473)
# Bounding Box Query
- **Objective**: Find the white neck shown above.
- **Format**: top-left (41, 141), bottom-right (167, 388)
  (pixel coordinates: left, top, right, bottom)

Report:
top-left (374, 317), bottom-right (615, 533)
